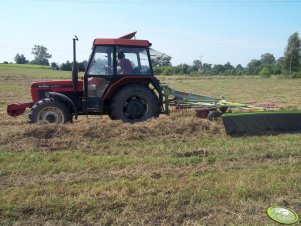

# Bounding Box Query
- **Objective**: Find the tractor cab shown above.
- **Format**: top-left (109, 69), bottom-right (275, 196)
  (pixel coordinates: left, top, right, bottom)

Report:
top-left (85, 43), bottom-right (153, 98)
top-left (81, 32), bottom-right (157, 115)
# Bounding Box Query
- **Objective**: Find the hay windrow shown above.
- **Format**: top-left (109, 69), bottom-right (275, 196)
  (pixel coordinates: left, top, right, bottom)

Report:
top-left (0, 116), bottom-right (223, 151)
top-left (77, 116), bottom-right (221, 139)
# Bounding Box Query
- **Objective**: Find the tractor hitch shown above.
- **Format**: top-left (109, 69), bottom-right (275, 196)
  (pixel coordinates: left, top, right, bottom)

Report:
top-left (7, 102), bottom-right (34, 117)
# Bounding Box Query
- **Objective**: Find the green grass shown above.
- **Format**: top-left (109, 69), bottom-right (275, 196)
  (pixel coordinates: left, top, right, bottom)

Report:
top-left (160, 75), bottom-right (301, 108)
top-left (0, 63), bottom-right (84, 79)
top-left (0, 63), bottom-right (51, 69)
top-left (0, 64), bottom-right (301, 225)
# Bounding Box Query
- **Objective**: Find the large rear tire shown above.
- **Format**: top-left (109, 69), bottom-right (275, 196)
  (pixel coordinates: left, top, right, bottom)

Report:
top-left (29, 98), bottom-right (71, 124)
top-left (109, 84), bottom-right (160, 123)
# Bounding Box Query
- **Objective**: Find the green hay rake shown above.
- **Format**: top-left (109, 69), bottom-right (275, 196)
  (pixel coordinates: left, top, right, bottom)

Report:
top-left (162, 86), bottom-right (301, 135)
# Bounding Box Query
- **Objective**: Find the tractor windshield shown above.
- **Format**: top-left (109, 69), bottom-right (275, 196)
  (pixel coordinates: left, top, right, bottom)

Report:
top-left (87, 46), bottom-right (114, 76)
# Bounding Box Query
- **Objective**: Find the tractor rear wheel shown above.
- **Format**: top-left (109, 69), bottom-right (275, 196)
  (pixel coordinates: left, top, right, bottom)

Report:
top-left (29, 98), bottom-right (71, 124)
top-left (109, 84), bottom-right (160, 123)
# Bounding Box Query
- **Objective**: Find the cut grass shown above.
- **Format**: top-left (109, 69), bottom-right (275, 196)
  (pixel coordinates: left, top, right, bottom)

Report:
top-left (1, 161), bottom-right (300, 225)
top-left (0, 64), bottom-right (301, 225)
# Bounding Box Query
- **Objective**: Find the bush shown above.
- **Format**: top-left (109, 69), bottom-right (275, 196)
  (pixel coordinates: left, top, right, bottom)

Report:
top-left (3, 61), bottom-right (8, 64)
top-left (153, 66), bottom-right (163, 75)
top-left (60, 61), bottom-right (72, 71)
top-left (223, 69), bottom-right (236, 76)
top-left (272, 64), bottom-right (282, 74)
top-left (259, 67), bottom-right (272, 78)
top-left (78, 61), bottom-right (88, 72)
top-left (290, 71), bottom-right (301, 78)
top-left (50, 62), bottom-right (59, 70)
top-left (14, 54), bottom-right (29, 64)
top-left (161, 66), bottom-right (174, 75)
top-left (190, 71), bottom-right (203, 77)
top-left (236, 70), bottom-right (243, 76)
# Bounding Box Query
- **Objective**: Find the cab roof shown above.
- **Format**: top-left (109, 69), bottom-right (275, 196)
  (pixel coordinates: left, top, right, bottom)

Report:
top-left (93, 31), bottom-right (150, 47)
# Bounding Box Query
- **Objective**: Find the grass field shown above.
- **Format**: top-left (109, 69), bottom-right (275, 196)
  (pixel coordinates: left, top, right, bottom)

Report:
top-left (1, 64), bottom-right (301, 225)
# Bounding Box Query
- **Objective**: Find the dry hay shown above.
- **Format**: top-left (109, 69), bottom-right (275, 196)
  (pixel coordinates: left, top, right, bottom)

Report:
top-left (0, 116), bottom-right (223, 152)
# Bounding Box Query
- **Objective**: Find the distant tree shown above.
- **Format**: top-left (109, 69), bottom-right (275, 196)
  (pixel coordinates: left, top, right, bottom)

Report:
top-left (3, 61), bottom-right (8, 64)
top-left (153, 66), bottom-right (163, 75)
top-left (261, 53), bottom-right (276, 65)
top-left (14, 54), bottom-right (21, 63)
top-left (161, 66), bottom-right (174, 75)
top-left (14, 53), bottom-right (28, 64)
top-left (224, 62), bottom-right (234, 71)
top-left (235, 64), bottom-right (244, 75)
top-left (60, 60), bottom-right (72, 71)
top-left (175, 63), bottom-right (193, 74)
top-left (271, 64), bottom-right (281, 74)
top-left (192, 59), bottom-right (202, 72)
top-left (222, 62), bottom-right (235, 75)
top-left (283, 32), bottom-right (301, 72)
top-left (50, 62), bottom-right (59, 70)
top-left (212, 64), bottom-right (225, 75)
top-left (59, 60), bottom-right (87, 72)
top-left (247, 59), bottom-right (262, 75)
top-left (201, 63), bottom-right (212, 74)
top-left (277, 57), bottom-right (284, 66)
top-left (31, 45), bottom-right (52, 66)
top-left (235, 64), bottom-right (243, 71)
top-left (78, 60), bottom-right (88, 72)
top-left (173, 64), bottom-right (181, 74)
top-left (259, 67), bottom-right (272, 78)
top-left (152, 55), bottom-right (172, 67)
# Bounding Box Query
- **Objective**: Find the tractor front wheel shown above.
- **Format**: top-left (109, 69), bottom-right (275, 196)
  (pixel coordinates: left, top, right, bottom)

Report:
top-left (29, 98), bottom-right (71, 124)
top-left (109, 84), bottom-right (160, 123)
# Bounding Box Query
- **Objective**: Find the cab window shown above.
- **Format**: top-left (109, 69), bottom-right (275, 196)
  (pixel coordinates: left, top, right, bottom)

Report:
top-left (88, 46), bottom-right (114, 76)
top-left (116, 47), bottom-right (152, 75)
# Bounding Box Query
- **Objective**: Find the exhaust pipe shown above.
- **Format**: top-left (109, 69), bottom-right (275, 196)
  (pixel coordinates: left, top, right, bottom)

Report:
top-left (72, 35), bottom-right (79, 93)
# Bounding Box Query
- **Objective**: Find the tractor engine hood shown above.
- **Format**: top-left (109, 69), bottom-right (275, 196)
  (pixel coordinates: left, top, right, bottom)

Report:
top-left (31, 80), bottom-right (83, 102)
top-left (31, 80), bottom-right (83, 90)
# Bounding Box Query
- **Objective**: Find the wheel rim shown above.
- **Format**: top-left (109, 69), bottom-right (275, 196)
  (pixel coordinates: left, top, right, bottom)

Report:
top-left (124, 96), bottom-right (147, 119)
top-left (37, 107), bottom-right (65, 123)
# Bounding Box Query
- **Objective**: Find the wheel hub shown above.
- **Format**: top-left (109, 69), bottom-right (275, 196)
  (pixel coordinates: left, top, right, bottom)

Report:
top-left (44, 112), bottom-right (59, 123)
top-left (125, 99), bottom-right (146, 119)
top-left (39, 107), bottom-right (64, 123)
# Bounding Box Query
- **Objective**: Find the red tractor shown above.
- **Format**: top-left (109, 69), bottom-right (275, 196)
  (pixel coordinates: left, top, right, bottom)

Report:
top-left (7, 32), bottom-right (167, 124)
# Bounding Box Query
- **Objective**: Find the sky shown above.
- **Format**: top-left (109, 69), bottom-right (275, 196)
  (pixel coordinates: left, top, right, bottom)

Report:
top-left (0, 0), bottom-right (301, 66)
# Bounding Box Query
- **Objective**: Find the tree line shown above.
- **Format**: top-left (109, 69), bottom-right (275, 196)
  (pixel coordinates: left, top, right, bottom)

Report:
top-left (14, 45), bottom-right (52, 66)
top-left (152, 54), bottom-right (281, 77)
top-left (12, 45), bottom-right (88, 72)
top-left (153, 32), bottom-right (301, 77)
top-left (8, 32), bottom-right (301, 76)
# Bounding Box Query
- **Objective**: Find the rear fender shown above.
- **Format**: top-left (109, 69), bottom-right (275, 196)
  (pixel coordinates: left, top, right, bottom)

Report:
top-left (48, 92), bottom-right (78, 119)
top-left (149, 77), bottom-right (165, 113)
top-left (102, 76), bottom-right (151, 100)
